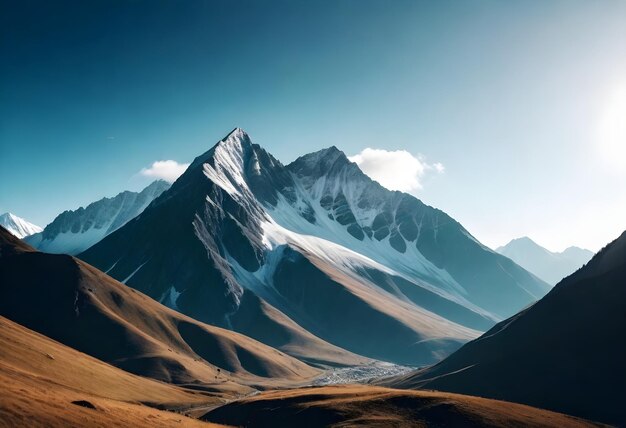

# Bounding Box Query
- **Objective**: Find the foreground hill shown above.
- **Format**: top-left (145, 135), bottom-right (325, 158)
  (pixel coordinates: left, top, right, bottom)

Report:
top-left (386, 231), bottom-right (626, 426)
top-left (79, 128), bottom-right (549, 365)
top-left (25, 180), bottom-right (169, 255)
top-left (0, 316), bottom-right (224, 428)
top-left (0, 226), bottom-right (320, 390)
top-left (496, 237), bottom-right (594, 284)
top-left (201, 385), bottom-right (602, 427)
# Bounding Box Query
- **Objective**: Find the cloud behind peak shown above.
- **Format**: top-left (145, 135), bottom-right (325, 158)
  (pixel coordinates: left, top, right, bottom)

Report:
top-left (349, 148), bottom-right (443, 193)
top-left (139, 160), bottom-right (189, 183)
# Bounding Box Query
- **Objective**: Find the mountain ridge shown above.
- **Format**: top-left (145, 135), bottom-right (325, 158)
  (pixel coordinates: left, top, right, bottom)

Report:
top-left (25, 180), bottom-right (170, 255)
top-left (496, 236), bottom-right (594, 284)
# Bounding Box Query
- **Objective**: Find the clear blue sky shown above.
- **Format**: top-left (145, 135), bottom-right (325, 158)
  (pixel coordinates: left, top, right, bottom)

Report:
top-left (1, 0), bottom-right (625, 252)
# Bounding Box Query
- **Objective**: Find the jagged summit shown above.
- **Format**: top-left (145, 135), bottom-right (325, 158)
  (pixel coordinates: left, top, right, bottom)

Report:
top-left (223, 127), bottom-right (250, 142)
top-left (286, 146), bottom-right (364, 195)
top-left (214, 127), bottom-right (254, 155)
top-left (188, 127), bottom-right (252, 170)
top-left (296, 145), bottom-right (344, 162)
top-left (289, 146), bottom-right (350, 173)
top-left (181, 128), bottom-right (291, 207)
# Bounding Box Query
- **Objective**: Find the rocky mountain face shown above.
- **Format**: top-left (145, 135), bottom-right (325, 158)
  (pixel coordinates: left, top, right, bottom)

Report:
top-left (0, 212), bottom-right (42, 238)
top-left (386, 230), bottom-right (626, 426)
top-left (25, 180), bottom-right (169, 255)
top-left (496, 237), bottom-right (594, 284)
top-left (79, 128), bottom-right (550, 366)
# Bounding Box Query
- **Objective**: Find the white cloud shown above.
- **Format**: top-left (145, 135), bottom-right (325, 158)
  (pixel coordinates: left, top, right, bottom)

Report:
top-left (139, 160), bottom-right (189, 183)
top-left (348, 148), bottom-right (443, 193)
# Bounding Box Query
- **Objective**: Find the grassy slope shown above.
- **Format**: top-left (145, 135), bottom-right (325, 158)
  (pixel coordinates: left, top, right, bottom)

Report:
top-left (0, 316), bottom-right (224, 428)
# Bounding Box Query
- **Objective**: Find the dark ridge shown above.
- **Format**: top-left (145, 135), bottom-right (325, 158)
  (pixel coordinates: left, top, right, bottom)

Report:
top-left (0, 226), bottom-right (36, 256)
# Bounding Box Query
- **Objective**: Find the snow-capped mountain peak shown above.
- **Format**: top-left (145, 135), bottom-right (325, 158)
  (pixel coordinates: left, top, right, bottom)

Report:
top-left (189, 127), bottom-right (252, 169)
top-left (24, 180), bottom-right (169, 255)
top-left (201, 129), bottom-right (257, 197)
top-left (0, 213), bottom-right (43, 238)
top-left (290, 146), bottom-right (354, 181)
top-left (180, 128), bottom-right (297, 209)
top-left (80, 129), bottom-right (550, 366)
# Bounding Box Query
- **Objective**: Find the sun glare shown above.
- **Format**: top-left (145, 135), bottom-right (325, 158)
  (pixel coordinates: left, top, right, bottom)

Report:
top-left (598, 82), bottom-right (626, 169)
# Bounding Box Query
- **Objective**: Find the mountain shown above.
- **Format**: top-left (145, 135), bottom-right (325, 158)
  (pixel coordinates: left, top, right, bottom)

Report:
top-left (0, 212), bottom-right (42, 238)
top-left (201, 385), bottom-right (599, 428)
top-left (24, 180), bottom-right (170, 255)
top-left (79, 128), bottom-right (550, 366)
top-left (385, 230), bottom-right (626, 426)
top-left (0, 226), bottom-right (319, 389)
top-left (0, 315), bottom-right (223, 427)
top-left (496, 237), bottom-right (594, 284)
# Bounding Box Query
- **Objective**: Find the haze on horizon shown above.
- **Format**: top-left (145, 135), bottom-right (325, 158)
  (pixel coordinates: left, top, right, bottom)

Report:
top-left (1, 0), bottom-right (625, 253)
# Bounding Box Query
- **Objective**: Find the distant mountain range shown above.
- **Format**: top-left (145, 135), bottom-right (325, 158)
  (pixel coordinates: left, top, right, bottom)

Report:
top-left (496, 237), bottom-right (594, 284)
top-left (0, 212), bottom-right (42, 238)
top-left (386, 230), bottom-right (626, 426)
top-left (24, 180), bottom-right (169, 255)
top-left (78, 128), bottom-right (550, 366)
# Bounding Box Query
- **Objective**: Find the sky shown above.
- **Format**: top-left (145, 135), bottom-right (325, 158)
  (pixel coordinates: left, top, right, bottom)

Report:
top-left (1, 0), bottom-right (625, 252)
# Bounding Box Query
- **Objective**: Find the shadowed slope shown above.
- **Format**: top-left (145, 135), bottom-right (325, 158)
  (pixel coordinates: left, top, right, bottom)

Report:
top-left (0, 225), bottom-right (35, 256)
top-left (264, 246), bottom-right (477, 365)
top-left (385, 231), bottom-right (626, 426)
top-left (229, 290), bottom-right (370, 368)
top-left (201, 385), bottom-right (602, 428)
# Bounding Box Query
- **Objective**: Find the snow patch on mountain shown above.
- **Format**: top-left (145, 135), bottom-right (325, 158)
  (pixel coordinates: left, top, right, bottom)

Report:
top-left (260, 208), bottom-right (494, 321)
top-left (26, 227), bottom-right (109, 255)
top-left (122, 260), bottom-right (149, 284)
top-left (160, 286), bottom-right (182, 310)
top-left (267, 191), bottom-right (466, 300)
top-left (200, 128), bottom-right (256, 199)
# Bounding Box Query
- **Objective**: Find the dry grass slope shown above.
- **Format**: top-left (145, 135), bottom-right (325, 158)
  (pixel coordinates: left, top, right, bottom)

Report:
top-left (0, 316), bottom-right (225, 428)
